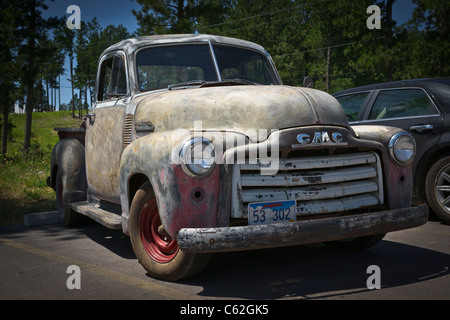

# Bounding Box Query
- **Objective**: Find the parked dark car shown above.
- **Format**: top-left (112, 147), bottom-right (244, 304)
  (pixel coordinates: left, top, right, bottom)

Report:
top-left (334, 78), bottom-right (450, 224)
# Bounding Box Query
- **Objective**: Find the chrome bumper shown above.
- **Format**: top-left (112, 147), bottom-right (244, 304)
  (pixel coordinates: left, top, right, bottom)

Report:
top-left (177, 204), bottom-right (429, 253)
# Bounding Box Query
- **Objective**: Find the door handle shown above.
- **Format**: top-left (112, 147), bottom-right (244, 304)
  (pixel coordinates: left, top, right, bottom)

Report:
top-left (84, 113), bottom-right (96, 124)
top-left (410, 124), bottom-right (433, 133)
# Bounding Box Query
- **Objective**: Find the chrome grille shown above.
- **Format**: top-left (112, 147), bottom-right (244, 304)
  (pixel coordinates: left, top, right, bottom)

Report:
top-left (231, 151), bottom-right (384, 218)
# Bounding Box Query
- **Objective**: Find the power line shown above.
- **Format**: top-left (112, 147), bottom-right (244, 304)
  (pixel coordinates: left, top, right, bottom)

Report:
top-left (201, 0), bottom-right (334, 29)
top-left (273, 36), bottom-right (386, 58)
top-left (220, 8), bottom-right (331, 34)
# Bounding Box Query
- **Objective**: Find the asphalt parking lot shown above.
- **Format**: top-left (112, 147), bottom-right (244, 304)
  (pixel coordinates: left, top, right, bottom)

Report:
top-left (0, 211), bottom-right (449, 302)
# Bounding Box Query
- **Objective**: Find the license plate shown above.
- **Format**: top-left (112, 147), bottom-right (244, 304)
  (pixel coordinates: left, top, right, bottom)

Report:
top-left (248, 200), bottom-right (296, 226)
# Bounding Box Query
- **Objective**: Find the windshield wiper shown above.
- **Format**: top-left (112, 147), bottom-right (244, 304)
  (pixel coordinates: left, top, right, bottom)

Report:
top-left (168, 80), bottom-right (206, 90)
top-left (167, 78), bottom-right (258, 91)
top-left (224, 78), bottom-right (258, 85)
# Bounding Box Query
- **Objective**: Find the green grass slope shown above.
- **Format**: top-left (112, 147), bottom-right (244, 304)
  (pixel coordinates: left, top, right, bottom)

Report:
top-left (0, 111), bottom-right (82, 225)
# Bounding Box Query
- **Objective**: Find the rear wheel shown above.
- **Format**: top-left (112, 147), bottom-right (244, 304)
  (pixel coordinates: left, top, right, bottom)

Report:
top-left (129, 182), bottom-right (210, 281)
top-left (425, 155), bottom-right (450, 224)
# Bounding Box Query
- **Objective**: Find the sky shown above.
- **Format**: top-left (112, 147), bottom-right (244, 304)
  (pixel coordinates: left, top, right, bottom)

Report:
top-left (43, 0), bottom-right (141, 34)
top-left (36, 0), bottom-right (418, 109)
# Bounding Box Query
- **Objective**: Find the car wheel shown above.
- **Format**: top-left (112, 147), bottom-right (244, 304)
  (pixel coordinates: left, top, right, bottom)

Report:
top-left (425, 155), bottom-right (450, 224)
top-left (55, 170), bottom-right (86, 226)
top-left (324, 233), bottom-right (386, 250)
top-left (129, 182), bottom-right (211, 281)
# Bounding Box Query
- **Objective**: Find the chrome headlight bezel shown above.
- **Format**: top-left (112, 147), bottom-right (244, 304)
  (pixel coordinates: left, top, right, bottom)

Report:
top-left (180, 137), bottom-right (216, 177)
top-left (388, 132), bottom-right (416, 165)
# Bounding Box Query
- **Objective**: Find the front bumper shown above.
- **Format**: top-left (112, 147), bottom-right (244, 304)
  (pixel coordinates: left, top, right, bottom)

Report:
top-left (177, 204), bottom-right (429, 253)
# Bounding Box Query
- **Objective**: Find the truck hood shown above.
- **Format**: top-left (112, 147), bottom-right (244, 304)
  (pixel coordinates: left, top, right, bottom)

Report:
top-left (134, 85), bottom-right (349, 139)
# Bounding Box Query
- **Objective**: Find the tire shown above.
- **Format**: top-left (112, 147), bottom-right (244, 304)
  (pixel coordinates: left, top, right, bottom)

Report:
top-left (55, 170), bottom-right (86, 227)
top-left (425, 155), bottom-right (450, 224)
top-left (324, 233), bottom-right (386, 250)
top-left (129, 182), bottom-right (211, 281)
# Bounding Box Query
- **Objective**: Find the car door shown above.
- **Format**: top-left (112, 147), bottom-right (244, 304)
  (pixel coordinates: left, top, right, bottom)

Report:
top-left (85, 51), bottom-right (129, 204)
top-left (359, 87), bottom-right (443, 169)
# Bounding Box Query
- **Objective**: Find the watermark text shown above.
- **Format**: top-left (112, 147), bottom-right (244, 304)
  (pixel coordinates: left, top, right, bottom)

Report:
top-left (66, 5), bottom-right (81, 30)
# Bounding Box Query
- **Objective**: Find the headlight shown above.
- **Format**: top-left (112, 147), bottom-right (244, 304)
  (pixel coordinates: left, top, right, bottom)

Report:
top-left (389, 132), bottom-right (416, 164)
top-left (180, 138), bottom-right (216, 176)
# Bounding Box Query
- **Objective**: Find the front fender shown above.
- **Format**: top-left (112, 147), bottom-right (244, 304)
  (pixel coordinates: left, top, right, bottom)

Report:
top-left (352, 125), bottom-right (414, 209)
top-left (119, 130), bottom-right (221, 237)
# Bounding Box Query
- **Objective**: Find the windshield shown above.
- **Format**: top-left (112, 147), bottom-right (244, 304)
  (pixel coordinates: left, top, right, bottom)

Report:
top-left (213, 45), bottom-right (277, 85)
top-left (136, 43), bottom-right (277, 91)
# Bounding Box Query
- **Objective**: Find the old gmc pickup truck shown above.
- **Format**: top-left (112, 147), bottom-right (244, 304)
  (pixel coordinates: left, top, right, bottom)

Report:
top-left (48, 34), bottom-right (428, 281)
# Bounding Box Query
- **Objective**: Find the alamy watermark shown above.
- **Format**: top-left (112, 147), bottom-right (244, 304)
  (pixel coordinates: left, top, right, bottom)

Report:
top-left (367, 5), bottom-right (381, 30)
top-left (66, 265), bottom-right (81, 289)
top-left (64, 263), bottom-right (380, 291)
top-left (66, 5), bottom-right (81, 30)
top-left (66, 5), bottom-right (381, 31)
top-left (366, 265), bottom-right (381, 290)
top-left (169, 121), bottom-right (281, 175)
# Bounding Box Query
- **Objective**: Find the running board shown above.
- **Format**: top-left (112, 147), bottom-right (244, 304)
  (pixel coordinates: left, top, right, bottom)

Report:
top-left (69, 201), bottom-right (122, 230)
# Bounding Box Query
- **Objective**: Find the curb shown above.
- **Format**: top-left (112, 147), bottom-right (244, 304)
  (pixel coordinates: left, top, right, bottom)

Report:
top-left (24, 211), bottom-right (60, 227)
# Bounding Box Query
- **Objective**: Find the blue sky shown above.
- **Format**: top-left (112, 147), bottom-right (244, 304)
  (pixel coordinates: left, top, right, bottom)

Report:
top-left (40, 0), bottom-right (418, 108)
top-left (43, 0), bottom-right (141, 34)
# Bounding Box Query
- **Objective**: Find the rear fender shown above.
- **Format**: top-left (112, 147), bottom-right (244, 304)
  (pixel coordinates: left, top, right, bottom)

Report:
top-left (49, 138), bottom-right (87, 203)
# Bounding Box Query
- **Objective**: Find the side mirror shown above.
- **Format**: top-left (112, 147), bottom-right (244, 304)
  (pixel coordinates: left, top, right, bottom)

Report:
top-left (303, 76), bottom-right (314, 88)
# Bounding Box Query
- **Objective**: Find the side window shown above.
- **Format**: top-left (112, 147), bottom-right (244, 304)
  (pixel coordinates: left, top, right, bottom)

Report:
top-left (335, 92), bottom-right (369, 122)
top-left (98, 55), bottom-right (127, 102)
top-left (368, 89), bottom-right (439, 120)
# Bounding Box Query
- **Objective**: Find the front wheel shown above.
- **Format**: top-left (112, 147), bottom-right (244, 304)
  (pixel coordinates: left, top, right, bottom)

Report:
top-left (425, 155), bottom-right (450, 224)
top-left (129, 182), bottom-right (210, 281)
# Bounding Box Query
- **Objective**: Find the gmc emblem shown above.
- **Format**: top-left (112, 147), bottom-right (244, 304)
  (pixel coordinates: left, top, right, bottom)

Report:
top-left (292, 131), bottom-right (348, 148)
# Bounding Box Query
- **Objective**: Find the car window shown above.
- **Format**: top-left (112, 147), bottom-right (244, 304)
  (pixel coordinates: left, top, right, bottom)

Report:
top-left (368, 89), bottom-right (439, 120)
top-left (335, 92), bottom-right (369, 122)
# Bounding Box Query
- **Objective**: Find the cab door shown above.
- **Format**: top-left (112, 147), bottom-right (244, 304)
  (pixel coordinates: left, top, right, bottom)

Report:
top-left (85, 51), bottom-right (129, 204)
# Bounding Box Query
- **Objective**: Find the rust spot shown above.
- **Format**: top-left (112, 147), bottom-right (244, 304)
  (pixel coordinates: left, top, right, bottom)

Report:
top-left (209, 238), bottom-right (215, 246)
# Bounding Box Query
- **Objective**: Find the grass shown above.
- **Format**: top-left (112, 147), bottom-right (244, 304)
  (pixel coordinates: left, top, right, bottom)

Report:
top-left (0, 111), bottom-right (82, 226)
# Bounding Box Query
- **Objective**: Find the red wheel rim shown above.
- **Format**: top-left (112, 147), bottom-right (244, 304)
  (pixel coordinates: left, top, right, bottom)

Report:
top-left (139, 198), bottom-right (179, 263)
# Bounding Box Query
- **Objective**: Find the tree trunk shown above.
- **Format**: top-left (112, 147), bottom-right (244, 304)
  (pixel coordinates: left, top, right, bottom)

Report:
top-left (50, 81), bottom-right (53, 111)
top-left (79, 87), bottom-right (82, 118)
top-left (58, 75), bottom-right (61, 111)
top-left (70, 54), bottom-right (75, 117)
top-left (385, 0), bottom-right (394, 82)
top-left (325, 21), bottom-right (332, 92)
top-left (23, 0), bottom-right (36, 155)
top-left (85, 83), bottom-right (88, 112)
top-left (1, 99), bottom-right (9, 156)
top-left (46, 79), bottom-right (49, 111)
top-left (326, 46), bottom-right (331, 92)
top-left (54, 79), bottom-right (57, 111)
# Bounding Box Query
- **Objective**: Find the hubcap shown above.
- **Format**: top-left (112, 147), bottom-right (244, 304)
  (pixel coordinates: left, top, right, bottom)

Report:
top-left (435, 164), bottom-right (450, 213)
top-left (139, 198), bottom-right (179, 263)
